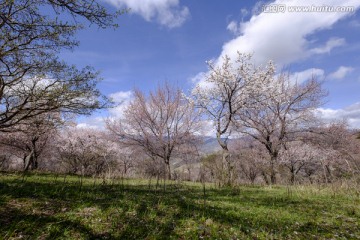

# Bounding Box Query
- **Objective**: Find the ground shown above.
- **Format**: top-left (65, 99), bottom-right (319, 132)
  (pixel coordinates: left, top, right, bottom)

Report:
top-left (0, 172), bottom-right (359, 239)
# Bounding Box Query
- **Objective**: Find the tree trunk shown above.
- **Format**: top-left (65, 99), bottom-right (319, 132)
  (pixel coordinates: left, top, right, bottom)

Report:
top-left (269, 155), bottom-right (277, 185)
top-left (30, 136), bottom-right (39, 170)
top-left (308, 175), bottom-right (313, 184)
top-left (216, 135), bottom-right (234, 186)
top-left (270, 171), bottom-right (276, 184)
top-left (166, 161), bottom-right (171, 180)
top-left (24, 149), bottom-right (35, 171)
top-left (290, 171), bottom-right (295, 185)
top-left (288, 165), bottom-right (296, 185)
top-left (262, 171), bottom-right (270, 185)
top-left (222, 149), bottom-right (233, 186)
top-left (124, 163), bottom-right (128, 175)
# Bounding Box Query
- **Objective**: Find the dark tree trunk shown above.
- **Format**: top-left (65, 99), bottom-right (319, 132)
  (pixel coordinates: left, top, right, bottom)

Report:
top-left (262, 171), bottom-right (270, 185)
top-left (290, 170), bottom-right (295, 185)
top-left (24, 136), bottom-right (40, 172)
top-left (166, 161), bottom-right (171, 180)
top-left (270, 157), bottom-right (277, 185)
top-left (249, 169), bottom-right (257, 184)
top-left (124, 163), bottom-right (128, 175)
top-left (269, 150), bottom-right (279, 185)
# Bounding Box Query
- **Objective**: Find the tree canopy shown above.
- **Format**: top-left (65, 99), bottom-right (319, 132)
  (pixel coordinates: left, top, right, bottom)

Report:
top-left (0, 0), bottom-right (122, 131)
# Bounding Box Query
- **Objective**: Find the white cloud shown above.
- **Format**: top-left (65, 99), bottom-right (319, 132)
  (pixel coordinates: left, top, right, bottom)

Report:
top-left (216, 0), bottom-right (360, 67)
top-left (240, 8), bottom-right (249, 17)
top-left (328, 66), bottom-right (354, 80)
top-left (350, 20), bottom-right (360, 27)
top-left (310, 38), bottom-right (346, 54)
top-left (108, 90), bottom-right (133, 118)
top-left (190, 71), bottom-right (205, 84)
top-left (227, 21), bottom-right (240, 35)
top-left (76, 117), bottom-right (105, 129)
top-left (198, 120), bottom-right (217, 137)
top-left (290, 68), bottom-right (325, 84)
top-left (189, 71), bottom-right (216, 91)
top-left (109, 90), bottom-right (133, 103)
top-left (251, 1), bottom-right (267, 15)
top-left (76, 91), bottom-right (134, 129)
top-left (316, 102), bottom-right (360, 128)
top-left (227, 7), bottom-right (249, 35)
top-left (77, 122), bottom-right (100, 130)
top-left (104, 0), bottom-right (190, 28)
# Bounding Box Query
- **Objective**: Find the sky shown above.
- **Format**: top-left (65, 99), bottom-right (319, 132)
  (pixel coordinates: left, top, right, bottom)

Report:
top-left (58, 0), bottom-right (360, 130)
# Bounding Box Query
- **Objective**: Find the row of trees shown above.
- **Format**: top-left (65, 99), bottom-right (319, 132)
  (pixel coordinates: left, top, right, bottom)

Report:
top-left (1, 119), bottom-right (359, 186)
top-left (1, 49), bottom-right (359, 186)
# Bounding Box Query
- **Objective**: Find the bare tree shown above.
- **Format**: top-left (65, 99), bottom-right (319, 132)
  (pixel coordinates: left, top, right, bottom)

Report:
top-left (234, 74), bottom-right (326, 184)
top-left (107, 84), bottom-right (200, 180)
top-left (192, 53), bottom-right (275, 186)
top-left (0, 0), bottom-right (122, 131)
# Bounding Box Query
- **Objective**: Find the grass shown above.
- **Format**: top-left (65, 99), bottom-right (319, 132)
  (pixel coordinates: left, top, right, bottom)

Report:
top-left (0, 172), bottom-right (359, 239)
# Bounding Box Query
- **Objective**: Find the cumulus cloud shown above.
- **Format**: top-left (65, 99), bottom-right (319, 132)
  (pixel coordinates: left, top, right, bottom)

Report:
top-left (316, 102), bottom-right (360, 128)
top-left (104, 0), bottom-right (190, 28)
top-left (76, 117), bottom-right (105, 129)
top-left (109, 90), bottom-right (133, 103)
top-left (328, 66), bottom-right (354, 80)
top-left (216, 0), bottom-right (360, 67)
top-left (289, 68), bottom-right (325, 84)
top-left (76, 91), bottom-right (134, 129)
top-left (189, 71), bottom-right (212, 88)
top-left (108, 90), bottom-right (133, 118)
top-left (200, 120), bottom-right (217, 137)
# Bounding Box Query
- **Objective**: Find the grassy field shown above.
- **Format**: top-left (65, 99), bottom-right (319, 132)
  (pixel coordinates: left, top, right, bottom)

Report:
top-left (0, 173), bottom-right (359, 239)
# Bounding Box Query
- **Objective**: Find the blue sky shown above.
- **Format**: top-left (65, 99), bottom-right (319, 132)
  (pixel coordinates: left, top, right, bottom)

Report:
top-left (58, 0), bottom-right (360, 129)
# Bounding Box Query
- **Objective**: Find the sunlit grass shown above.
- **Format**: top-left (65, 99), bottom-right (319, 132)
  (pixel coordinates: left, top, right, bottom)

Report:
top-left (0, 172), bottom-right (359, 239)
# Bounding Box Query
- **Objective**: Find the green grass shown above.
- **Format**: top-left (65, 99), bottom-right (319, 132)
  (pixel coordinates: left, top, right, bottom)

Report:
top-left (0, 172), bottom-right (359, 239)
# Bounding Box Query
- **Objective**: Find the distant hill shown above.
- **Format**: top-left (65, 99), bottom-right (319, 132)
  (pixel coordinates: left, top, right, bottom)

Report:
top-left (198, 137), bottom-right (243, 154)
top-left (198, 137), bottom-right (223, 154)
top-left (172, 136), bottom-right (245, 170)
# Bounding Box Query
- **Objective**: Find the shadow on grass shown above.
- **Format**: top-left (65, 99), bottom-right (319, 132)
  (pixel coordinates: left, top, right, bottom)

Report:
top-left (0, 173), bottom-right (359, 239)
top-left (0, 204), bottom-right (111, 239)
